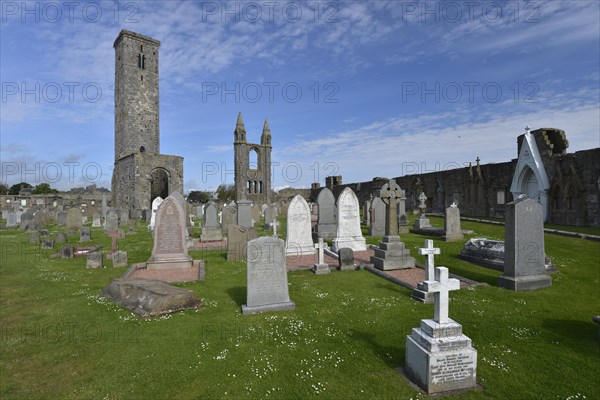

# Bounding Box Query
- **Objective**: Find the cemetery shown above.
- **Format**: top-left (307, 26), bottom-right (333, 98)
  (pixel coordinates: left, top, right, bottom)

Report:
top-left (2, 18), bottom-right (599, 400)
top-left (0, 203), bottom-right (598, 398)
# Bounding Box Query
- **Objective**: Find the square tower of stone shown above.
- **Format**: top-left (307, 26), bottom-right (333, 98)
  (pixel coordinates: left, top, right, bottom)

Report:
top-left (111, 30), bottom-right (183, 215)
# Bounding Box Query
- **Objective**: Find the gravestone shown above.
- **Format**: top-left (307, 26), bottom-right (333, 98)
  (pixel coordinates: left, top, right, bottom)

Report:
top-left (112, 250), bottom-right (128, 267)
top-left (120, 210), bottom-right (129, 227)
top-left (41, 238), bottom-right (54, 250)
top-left (201, 202), bottom-right (223, 242)
top-left (34, 210), bottom-right (46, 230)
top-left (20, 209), bottom-right (35, 230)
top-left (242, 237), bottom-right (295, 315)
top-left (315, 188), bottom-right (337, 240)
top-left (405, 267), bottom-right (478, 394)
top-left (86, 251), bottom-right (103, 269)
top-left (369, 197), bottom-right (385, 236)
top-left (498, 196), bottom-right (552, 291)
top-left (251, 204), bottom-right (261, 225)
top-left (312, 238), bottom-right (330, 274)
top-left (363, 196), bottom-right (372, 226)
top-left (101, 194), bottom-right (108, 219)
top-left (413, 192), bottom-right (432, 229)
top-left (444, 203), bottom-right (464, 242)
top-left (263, 205), bottom-right (278, 230)
top-left (147, 192), bottom-right (193, 270)
top-left (412, 240), bottom-right (441, 303)
top-left (371, 180), bottom-right (415, 270)
top-left (332, 188), bottom-right (366, 252)
top-left (338, 248), bottom-right (355, 271)
top-left (55, 232), bottom-right (68, 243)
top-left (29, 231), bottom-right (40, 244)
top-left (195, 205), bottom-right (204, 218)
top-left (66, 208), bottom-right (83, 230)
top-left (104, 210), bottom-right (119, 232)
top-left (57, 211), bottom-right (67, 226)
top-left (222, 204), bottom-right (238, 232)
top-left (227, 225), bottom-right (257, 261)
top-left (237, 200), bottom-right (253, 228)
top-left (285, 195), bottom-right (315, 256)
top-left (92, 213), bottom-right (102, 227)
top-left (397, 190), bottom-right (409, 234)
top-left (12, 201), bottom-right (20, 213)
top-left (81, 216), bottom-right (88, 225)
top-left (60, 245), bottom-right (74, 259)
top-left (6, 212), bottom-right (17, 228)
top-left (148, 196), bottom-right (163, 231)
top-left (80, 227), bottom-right (91, 242)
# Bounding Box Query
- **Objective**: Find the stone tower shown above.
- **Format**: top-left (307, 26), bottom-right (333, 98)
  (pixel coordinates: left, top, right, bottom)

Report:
top-left (234, 113), bottom-right (272, 205)
top-left (111, 30), bottom-right (183, 215)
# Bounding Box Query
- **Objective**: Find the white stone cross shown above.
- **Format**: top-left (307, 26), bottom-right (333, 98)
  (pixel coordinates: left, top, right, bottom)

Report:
top-left (450, 202), bottom-right (458, 208)
top-left (269, 219), bottom-right (278, 237)
top-left (418, 192), bottom-right (427, 213)
top-left (315, 238), bottom-right (325, 265)
top-left (419, 239), bottom-right (440, 281)
top-left (423, 267), bottom-right (460, 324)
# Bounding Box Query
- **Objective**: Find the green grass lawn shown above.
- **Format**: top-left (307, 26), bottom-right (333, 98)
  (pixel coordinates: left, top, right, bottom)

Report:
top-left (1, 219), bottom-right (599, 399)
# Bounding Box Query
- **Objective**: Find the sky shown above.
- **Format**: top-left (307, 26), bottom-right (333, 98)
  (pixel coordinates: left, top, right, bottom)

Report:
top-left (1, 0), bottom-right (599, 193)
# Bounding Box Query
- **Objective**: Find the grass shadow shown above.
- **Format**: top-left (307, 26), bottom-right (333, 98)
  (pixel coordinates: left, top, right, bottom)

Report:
top-left (542, 318), bottom-right (600, 349)
top-left (351, 329), bottom-right (404, 368)
top-left (226, 286), bottom-right (246, 307)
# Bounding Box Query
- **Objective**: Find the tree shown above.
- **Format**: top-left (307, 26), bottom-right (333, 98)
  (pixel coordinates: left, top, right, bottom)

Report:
top-left (187, 190), bottom-right (212, 204)
top-left (32, 183), bottom-right (59, 195)
top-left (216, 184), bottom-right (235, 202)
top-left (8, 182), bottom-right (32, 195)
top-left (0, 183), bottom-right (8, 195)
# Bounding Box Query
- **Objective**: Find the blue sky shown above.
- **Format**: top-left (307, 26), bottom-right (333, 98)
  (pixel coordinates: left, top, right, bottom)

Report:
top-left (1, 0), bottom-right (599, 193)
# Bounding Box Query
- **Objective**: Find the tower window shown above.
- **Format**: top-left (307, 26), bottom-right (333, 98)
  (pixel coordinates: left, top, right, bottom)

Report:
top-left (137, 54), bottom-right (146, 69)
top-left (140, 44), bottom-right (143, 52)
top-left (140, 146), bottom-right (145, 153)
top-left (141, 75), bottom-right (143, 81)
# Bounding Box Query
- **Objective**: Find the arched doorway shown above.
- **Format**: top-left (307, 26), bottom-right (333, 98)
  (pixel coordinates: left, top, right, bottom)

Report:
top-left (522, 167), bottom-right (539, 200)
top-left (150, 168), bottom-right (169, 204)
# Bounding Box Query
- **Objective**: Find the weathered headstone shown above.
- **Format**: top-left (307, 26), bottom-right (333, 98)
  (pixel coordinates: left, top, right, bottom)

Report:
top-left (66, 208), bottom-right (83, 230)
top-left (312, 238), bottom-right (330, 274)
top-left (57, 211), bottom-right (67, 226)
top-left (371, 180), bottom-right (415, 270)
top-left (263, 205), bottom-right (278, 230)
top-left (195, 205), bottom-right (204, 218)
top-left (405, 267), bottom-right (477, 394)
top-left (237, 200), bottom-right (253, 228)
top-left (332, 188), bottom-right (366, 252)
top-left (80, 227), bottom-right (91, 242)
top-left (221, 204), bottom-right (238, 231)
top-left (200, 202), bottom-right (223, 242)
top-left (33, 210), bottom-right (46, 230)
top-left (227, 225), bottom-right (257, 261)
top-left (92, 213), bottom-right (102, 227)
top-left (338, 248), bottom-right (355, 271)
top-left (251, 204), bottom-right (261, 225)
top-left (104, 210), bottom-right (119, 232)
top-left (41, 238), bottom-right (54, 250)
top-left (112, 250), bottom-right (128, 267)
top-left (29, 231), bottom-right (40, 244)
top-left (101, 194), bottom-right (108, 219)
top-left (60, 245), bottom-right (74, 259)
top-left (148, 196), bottom-right (163, 231)
top-left (363, 196), bottom-right (372, 227)
top-left (6, 212), bottom-right (17, 228)
top-left (315, 188), bottom-right (337, 240)
top-left (119, 209), bottom-right (129, 227)
top-left (498, 196), bottom-right (552, 291)
top-left (444, 203), bottom-right (464, 242)
top-left (86, 251), bottom-right (103, 269)
top-left (20, 209), bottom-right (35, 230)
top-left (242, 237), bottom-right (295, 315)
top-left (369, 196), bottom-right (385, 236)
top-left (55, 232), bottom-right (68, 243)
top-left (285, 195), bottom-right (315, 256)
top-left (397, 191), bottom-right (409, 234)
top-left (147, 192), bottom-right (193, 270)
